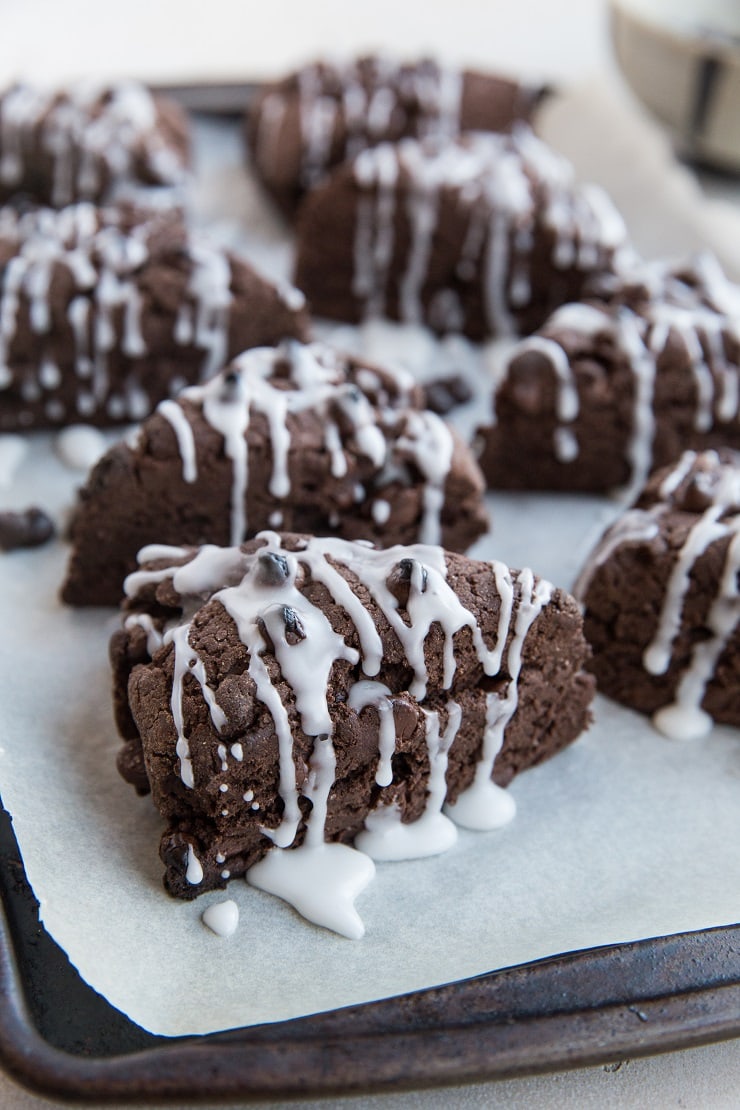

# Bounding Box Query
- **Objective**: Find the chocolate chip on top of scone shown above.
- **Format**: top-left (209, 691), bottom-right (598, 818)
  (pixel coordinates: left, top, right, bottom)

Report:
top-left (62, 340), bottom-right (489, 605)
top-left (0, 201), bottom-right (310, 432)
top-left (112, 530), bottom-right (594, 935)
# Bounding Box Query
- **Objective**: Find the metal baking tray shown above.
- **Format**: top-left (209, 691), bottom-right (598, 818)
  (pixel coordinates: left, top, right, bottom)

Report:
top-left (0, 800), bottom-right (738, 1103)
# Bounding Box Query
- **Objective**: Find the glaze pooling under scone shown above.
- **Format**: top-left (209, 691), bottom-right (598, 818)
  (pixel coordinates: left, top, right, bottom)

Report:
top-left (246, 54), bottom-right (544, 216)
top-left (0, 80), bottom-right (190, 206)
top-left (293, 127), bottom-right (627, 341)
top-left (62, 341), bottom-right (488, 606)
top-left (478, 254), bottom-right (740, 495)
top-left (112, 531), bottom-right (594, 937)
top-left (0, 202), bottom-right (310, 431)
top-left (576, 449), bottom-right (740, 740)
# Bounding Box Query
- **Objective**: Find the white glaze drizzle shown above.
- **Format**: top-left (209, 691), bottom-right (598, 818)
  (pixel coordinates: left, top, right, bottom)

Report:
top-left (396, 409), bottom-right (453, 544)
top-left (446, 569), bottom-right (552, 830)
top-left (653, 526), bottom-right (740, 739)
top-left (643, 503), bottom-right (731, 676)
top-left (355, 701), bottom-right (460, 860)
top-left (247, 837), bottom-right (376, 940)
top-left (165, 624), bottom-right (228, 789)
top-left (572, 508), bottom-right (663, 603)
top-left (185, 844), bottom-right (204, 885)
top-left (247, 720), bottom-right (376, 939)
top-left (348, 680), bottom-right (396, 786)
top-left (157, 400), bottom-right (198, 483)
top-left (498, 334), bottom-right (581, 463)
top-left (123, 612), bottom-right (165, 656)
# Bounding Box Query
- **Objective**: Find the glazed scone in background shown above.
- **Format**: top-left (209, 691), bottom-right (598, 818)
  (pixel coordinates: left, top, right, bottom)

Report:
top-left (247, 55), bottom-right (545, 215)
top-left (0, 81), bottom-right (190, 206)
top-left (576, 448), bottom-right (740, 739)
top-left (477, 256), bottom-right (740, 496)
top-left (293, 129), bottom-right (627, 340)
top-left (62, 342), bottom-right (489, 605)
top-left (0, 203), bottom-right (310, 431)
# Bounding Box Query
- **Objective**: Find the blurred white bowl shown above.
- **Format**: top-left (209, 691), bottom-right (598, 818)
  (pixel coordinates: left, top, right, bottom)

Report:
top-left (610, 0), bottom-right (740, 171)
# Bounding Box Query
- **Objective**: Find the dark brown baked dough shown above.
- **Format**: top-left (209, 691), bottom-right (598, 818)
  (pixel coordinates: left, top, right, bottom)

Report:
top-left (0, 81), bottom-right (190, 206)
top-left (0, 202), bottom-right (310, 431)
top-left (575, 448), bottom-right (740, 738)
top-left (246, 55), bottom-right (545, 217)
top-left (112, 531), bottom-right (594, 898)
top-left (62, 341), bottom-right (489, 605)
top-left (477, 255), bottom-right (740, 494)
top-left (293, 129), bottom-right (627, 341)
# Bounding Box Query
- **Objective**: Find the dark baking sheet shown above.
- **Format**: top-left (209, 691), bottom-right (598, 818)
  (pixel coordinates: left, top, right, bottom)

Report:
top-left (0, 802), bottom-right (738, 1103)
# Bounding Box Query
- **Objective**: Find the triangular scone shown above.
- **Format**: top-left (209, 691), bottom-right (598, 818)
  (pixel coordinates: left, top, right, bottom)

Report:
top-left (575, 448), bottom-right (740, 740)
top-left (0, 202), bottom-right (310, 431)
top-left (246, 55), bottom-right (543, 216)
top-left (293, 128), bottom-right (626, 340)
top-left (477, 256), bottom-right (740, 496)
top-left (112, 532), bottom-right (594, 935)
top-left (0, 80), bottom-right (189, 206)
top-left (62, 342), bottom-right (488, 605)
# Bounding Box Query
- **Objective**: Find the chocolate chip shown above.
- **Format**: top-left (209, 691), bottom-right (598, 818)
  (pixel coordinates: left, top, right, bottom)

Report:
top-left (399, 558), bottom-right (428, 590)
top-left (386, 558), bottom-right (428, 606)
top-left (281, 605), bottom-right (306, 645)
top-left (220, 369), bottom-right (244, 400)
top-left (0, 507), bottom-right (55, 551)
top-left (257, 551), bottom-right (290, 585)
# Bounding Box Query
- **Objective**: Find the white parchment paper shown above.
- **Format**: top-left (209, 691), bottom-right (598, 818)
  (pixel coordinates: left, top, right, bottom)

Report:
top-left (0, 85), bottom-right (738, 1038)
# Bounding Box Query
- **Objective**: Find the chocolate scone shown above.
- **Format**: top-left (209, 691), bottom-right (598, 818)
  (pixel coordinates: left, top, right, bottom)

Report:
top-left (477, 254), bottom-right (740, 496)
top-left (112, 531), bottom-right (594, 935)
top-left (0, 80), bottom-right (189, 207)
top-left (575, 449), bottom-right (740, 740)
top-left (293, 127), bottom-right (627, 340)
top-left (62, 341), bottom-right (489, 606)
top-left (247, 55), bottom-right (544, 217)
top-left (0, 202), bottom-right (310, 431)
